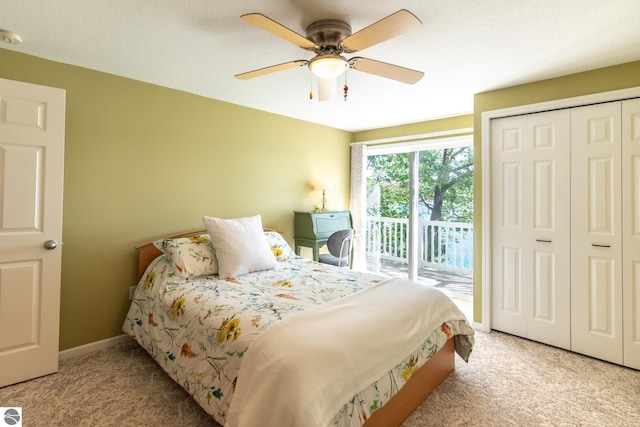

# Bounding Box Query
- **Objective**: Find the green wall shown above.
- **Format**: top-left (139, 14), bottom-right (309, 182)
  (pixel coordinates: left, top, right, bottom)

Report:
top-left (473, 60), bottom-right (640, 323)
top-left (353, 114), bottom-right (473, 142)
top-left (0, 48), bottom-right (352, 350)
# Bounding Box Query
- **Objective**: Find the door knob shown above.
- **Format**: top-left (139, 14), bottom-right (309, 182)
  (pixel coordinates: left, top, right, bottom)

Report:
top-left (44, 240), bottom-right (58, 250)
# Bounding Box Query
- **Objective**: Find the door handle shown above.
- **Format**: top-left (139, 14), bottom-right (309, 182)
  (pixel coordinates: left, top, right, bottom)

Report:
top-left (536, 239), bottom-right (552, 243)
top-left (44, 240), bottom-right (59, 250)
top-left (592, 244), bottom-right (611, 248)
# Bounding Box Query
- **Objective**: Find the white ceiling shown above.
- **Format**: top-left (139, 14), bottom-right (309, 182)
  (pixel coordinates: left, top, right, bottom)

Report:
top-left (2, 0), bottom-right (639, 132)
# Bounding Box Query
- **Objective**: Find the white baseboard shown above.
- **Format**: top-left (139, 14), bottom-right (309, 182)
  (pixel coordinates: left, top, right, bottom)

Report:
top-left (59, 334), bottom-right (131, 361)
top-left (472, 321), bottom-right (488, 332)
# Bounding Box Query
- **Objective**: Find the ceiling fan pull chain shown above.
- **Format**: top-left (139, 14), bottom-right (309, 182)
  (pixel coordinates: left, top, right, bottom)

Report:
top-left (343, 71), bottom-right (349, 102)
top-left (309, 69), bottom-right (314, 100)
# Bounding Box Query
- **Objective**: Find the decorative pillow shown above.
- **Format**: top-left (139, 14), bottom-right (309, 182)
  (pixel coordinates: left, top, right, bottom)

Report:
top-left (203, 215), bottom-right (278, 279)
top-left (264, 231), bottom-right (297, 261)
top-left (155, 234), bottom-right (218, 279)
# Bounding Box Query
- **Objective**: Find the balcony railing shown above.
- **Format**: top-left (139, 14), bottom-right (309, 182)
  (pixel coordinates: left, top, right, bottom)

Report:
top-left (365, 216), bottom-right (474, 274)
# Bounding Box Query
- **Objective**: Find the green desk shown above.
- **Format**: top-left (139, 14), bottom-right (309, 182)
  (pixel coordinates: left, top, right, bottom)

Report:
top-left (294, 210), bottom-right (352, 261)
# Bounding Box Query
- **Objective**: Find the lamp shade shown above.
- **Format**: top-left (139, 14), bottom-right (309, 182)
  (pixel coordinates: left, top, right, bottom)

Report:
top-left (315, 179), bottom-right (334, 191)
top-left (309, 55), bottom-right (348, 79)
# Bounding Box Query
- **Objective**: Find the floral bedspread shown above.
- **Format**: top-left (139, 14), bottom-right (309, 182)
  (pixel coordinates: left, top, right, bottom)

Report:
top-left (123, 254), bottom-right (474, 426)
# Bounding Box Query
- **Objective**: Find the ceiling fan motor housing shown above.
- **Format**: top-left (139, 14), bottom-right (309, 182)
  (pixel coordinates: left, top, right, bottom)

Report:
top-left (306, 19), bottom-right (351, 52)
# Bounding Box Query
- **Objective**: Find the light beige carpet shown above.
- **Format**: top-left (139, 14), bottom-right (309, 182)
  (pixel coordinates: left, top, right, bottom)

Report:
top-left (1, 331), bottom-right (639, 426)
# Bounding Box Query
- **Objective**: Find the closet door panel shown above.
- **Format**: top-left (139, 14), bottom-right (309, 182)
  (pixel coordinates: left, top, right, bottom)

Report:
top-left (587, 256), bottom-right (616, 334)
top-left (526, 111), bottom-right (571, 349)
top-left (589, 157), bottom-right (615, 233)
top-left (533, 161), bottom-right (553, 229)
top-left (623, 98), bottom-right (640, 369)
top-left (502, 163), bottom-right (522, 228)
top-left (571, 102), bottom-right (623, 364)
top-left (491, 116), bottom-right (528, 336)
top-left (532, 249), bottom-right (554, 320)
top-left (501, 246), bottom-right (522, 312)
top-left (627, 261), bottom-right (640, 369)
top-left (491, 110), bottom-right (570, 349)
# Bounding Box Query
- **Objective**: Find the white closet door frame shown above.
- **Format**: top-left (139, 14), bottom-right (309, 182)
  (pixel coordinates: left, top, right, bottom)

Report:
top-left (481, 86), bottom-right (640, 333)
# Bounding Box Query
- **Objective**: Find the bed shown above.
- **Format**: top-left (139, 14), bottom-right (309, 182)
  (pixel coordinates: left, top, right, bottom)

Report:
top-left (123, 215), bottom-right (474, 427)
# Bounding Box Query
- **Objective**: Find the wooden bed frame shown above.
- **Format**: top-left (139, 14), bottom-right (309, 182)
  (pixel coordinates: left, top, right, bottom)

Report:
top-left (134, 229), bottom-right (456, 426)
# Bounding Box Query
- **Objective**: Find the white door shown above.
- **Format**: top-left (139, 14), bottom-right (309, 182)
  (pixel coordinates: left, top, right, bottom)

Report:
top-left (491, 110), bottom-right (571, 348)
top-left (622, 98), bottom-right (640, 369)
top-left (571, 101), bottom-right (623, 364)
top-left (524, 111), bottom-right (571, 348)
top-left (491, 115), bottom-right (528, 337)
top-left (0, 78), bottom-right (65, 387)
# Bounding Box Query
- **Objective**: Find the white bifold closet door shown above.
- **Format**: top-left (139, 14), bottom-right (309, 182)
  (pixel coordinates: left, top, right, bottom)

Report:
top-left (491, 109), bottom-right (571, 349)
top-left (492, 98), bottom-right (640, 368)
top-left (622, 98), bottom-right (640, 370)
top-left (570, 102), bottom-right (623, 364)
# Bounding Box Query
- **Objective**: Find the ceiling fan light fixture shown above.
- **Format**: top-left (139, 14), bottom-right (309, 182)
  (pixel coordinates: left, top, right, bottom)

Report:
top-left (309, 54), bottom-right (348, 79)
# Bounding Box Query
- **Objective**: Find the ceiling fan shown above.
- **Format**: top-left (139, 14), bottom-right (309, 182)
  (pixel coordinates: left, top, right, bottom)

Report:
top-left (235, 9), bottom-right (424, 101)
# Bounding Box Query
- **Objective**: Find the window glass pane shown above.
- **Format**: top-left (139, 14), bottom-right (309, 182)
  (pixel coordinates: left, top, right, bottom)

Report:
top-left (417, 147), bottom-right (474, 296)
top-left (365, 152), bottom-right (409, 277)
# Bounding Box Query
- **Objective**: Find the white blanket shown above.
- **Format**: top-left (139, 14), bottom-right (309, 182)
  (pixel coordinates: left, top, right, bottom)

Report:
top-left (226, 278), bottom-right (468, 427)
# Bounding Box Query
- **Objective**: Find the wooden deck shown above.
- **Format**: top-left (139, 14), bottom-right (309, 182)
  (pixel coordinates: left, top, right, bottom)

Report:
top-left (366, 257), bottom-right (474, 321)
top-left (366, 257), bottom-right (473, 297)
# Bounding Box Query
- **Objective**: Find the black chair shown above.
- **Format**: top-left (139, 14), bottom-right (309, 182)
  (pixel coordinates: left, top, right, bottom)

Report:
top-left (318, 229), bottom-right (354, 268)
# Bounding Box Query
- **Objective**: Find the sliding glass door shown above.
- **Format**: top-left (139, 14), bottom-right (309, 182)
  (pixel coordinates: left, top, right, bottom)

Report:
top-left (362, 137), bottom-right (474, 299)
top-left (365, 151), bottom-right (411, 276)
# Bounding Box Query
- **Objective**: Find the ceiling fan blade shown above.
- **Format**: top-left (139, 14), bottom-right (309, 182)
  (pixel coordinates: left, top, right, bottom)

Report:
top-left (241, 13), bottom-right (318, 50)
top-left (349, 57), bottom-right (424, 84)
top-left (235, 60), bottom-right (307, 80)
top-left (342, 9), bottom-right (421, 53)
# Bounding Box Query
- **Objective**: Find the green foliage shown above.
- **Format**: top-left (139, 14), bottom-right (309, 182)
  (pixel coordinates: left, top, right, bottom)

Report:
top-left (366, 147), bottom-right (474, 222)
top-left (367, 153), bottom-right (410, 218)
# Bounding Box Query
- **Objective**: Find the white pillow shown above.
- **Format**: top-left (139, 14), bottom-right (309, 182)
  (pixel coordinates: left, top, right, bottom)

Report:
top-left (203, 215), bottom-right (278, 279)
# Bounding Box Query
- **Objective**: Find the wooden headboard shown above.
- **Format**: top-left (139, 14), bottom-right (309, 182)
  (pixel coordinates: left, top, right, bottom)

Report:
top-left (135, 227), bottom-right (282, 280)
